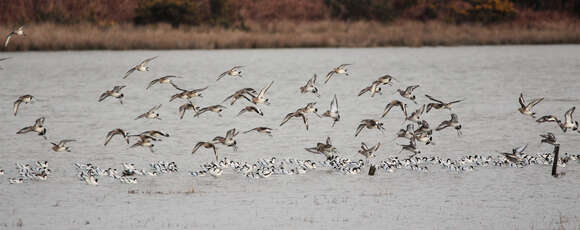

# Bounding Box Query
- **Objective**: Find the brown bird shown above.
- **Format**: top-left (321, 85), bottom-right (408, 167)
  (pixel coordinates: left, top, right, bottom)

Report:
top-left (178, 102), bottom-right (199, 119)
top-left (381, 100), bottom-right (406, 119)
top-left (300, 74), bottom-right (320, 97)
top-left (280, 111), bottom-right (309, 130)
top-left (518, 93), bottom-right (544, 118)
top-left (124, 56), bottom-right (158, 79)
top-left (104, 128), bottom-right (130, 146)
top-left (358, 142), bottom-right (381, 159)
top-left (146, 75), bottom-right (182, 90)
top-left (212, 128), bottom-right (239, 151)
top-left (16, 117), bottom-right (47, 140)
top-left (223, 88), bottom-right (257, 105)
top-left (51, 139), bottom-right (76, 152)
top-left (322, 94), bottom-right (340, 127)
top-left (99, 86), bottom-right (126, 104)
top-left (355, 119), bottom-right (385, 137)
top-left (195, 105), bottom-right (227, 117)
top-left (169, 82), bottom-right (208, 102)
top-left (237, 106), bottom-right (263, 117)
top-left (425, 94), bottom-right (464, 113)
top-left (305, 137), bottom-right (336, 159)
top-left (216, 66), bottom-right (244, 81)
top-left (435, 113), bottom-right (462, 136)
top-left (396, 85), bottom-right (419, 104)
top-left (243, 127), bottom-right (273, 137)
top-left (13, 94), bottom-right (35, 116)
top-left (358, 81), bottom-right (383, 97)
top-left (192, 142), bottom-right (219, 161)
top-left (324, 64), bottom-right (351, 84)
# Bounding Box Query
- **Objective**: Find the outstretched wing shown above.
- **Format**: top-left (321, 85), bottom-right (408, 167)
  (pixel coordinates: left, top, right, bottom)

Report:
top-left (141, 56), bottom-right (158, 65)
top-left (324, 71), bottom-right (335, 84)
top-left (259, 81), bottom-right (274, 98)
top-left (358, 86), bottom-right (371, 96)
top-left (330, 95), bottom-right (338, 113)
top-left (4, 34), bottom-right (12, 47)
top-left (216, 71), bottom-right (229, 81)
top-left (518, 93), bottom-right (526, 108)
top-left (170, 81), bottom-right (186, 91)
top-left (527, 97), bottom-right (543, 108)
top-left (565, 106), bottom-right (576, 122)
top-left (13, 99), bottom-right (22, 116)
top-left (425, 94), bottom-right (444, 104)
top-left (146, 79), bottom-right (160, 89)
top-left (123, 67), bottom-right (136, 79)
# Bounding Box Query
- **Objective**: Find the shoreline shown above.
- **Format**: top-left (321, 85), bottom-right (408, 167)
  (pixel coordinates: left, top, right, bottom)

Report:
top-left (1, 20), bottom-right (580, 51)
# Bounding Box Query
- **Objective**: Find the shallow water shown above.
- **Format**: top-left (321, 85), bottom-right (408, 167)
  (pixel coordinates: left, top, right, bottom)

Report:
top-left (0, 46), bottom-right (579, 229)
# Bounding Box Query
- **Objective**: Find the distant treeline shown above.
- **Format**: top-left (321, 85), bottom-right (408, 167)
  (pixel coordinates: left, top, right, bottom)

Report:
top-left (1, 0), bottom-right (579, 27)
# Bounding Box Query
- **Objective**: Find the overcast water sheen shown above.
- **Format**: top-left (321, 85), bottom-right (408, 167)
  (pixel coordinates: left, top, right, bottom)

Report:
top-left (0, 46), bottom-right (579, 229)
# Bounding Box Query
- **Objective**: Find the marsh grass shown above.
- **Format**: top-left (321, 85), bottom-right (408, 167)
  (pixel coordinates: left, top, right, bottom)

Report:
top-left (1, 20), bottom-right (580, 51)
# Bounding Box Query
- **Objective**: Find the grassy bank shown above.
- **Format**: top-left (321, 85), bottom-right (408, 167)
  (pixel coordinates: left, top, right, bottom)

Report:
top-left (2, 20), bottom-right (580, 51)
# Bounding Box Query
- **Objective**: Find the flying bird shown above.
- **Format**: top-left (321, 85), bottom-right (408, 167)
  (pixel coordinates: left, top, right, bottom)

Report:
top-left (300, 74), bottom-right (320, 97)
top-left (123, 56), bottom-right (158, 79)
top-left (217, 66), bottom-right (244, 81)
top-left (518, 93), bottom-right (544, 118)
top-left (425, 94), bottom-right (464, 113)
top-left (4, 25), bottom-right (25, 47)
top-left (436, 113), bottom-right (463, 136)
top-left (135, 104), bottom-right (162, 120)
top-left (16, 117), bottom-right (47, 140)
top-left (322, 94), bottom-right (340, 127)
top-left (243, 127), bottom-right (273, 137)
top-left (192, 142), bottom-right (219, 161)
top-left (324, 64), bottom-right (351, 84)
top-left (51, 139), bottom-right (76, 152)
top-left (195, 105), bottom-right (227, 117)
top-left (381, 100), bottom-right (406, 119)
top-left (178, 102), bottom-right (199, 119)
top-left (146, 75), bottom-right (181, 90)
top-left (223, 88), bottom-right (257, 105)
top-left (99, 86), bottom-right (126, 104)
top-left (396, 85), bottom-right (420, 104)
top-left (237, 106), bottom-right (263, 117)
top-left (13, 94), bottom-right (35, 116)
top-left (104, 129), bottom-right (130, 146)
top-left (169, 82), bottom-right (208, 102)
top-left (280, 111), bottom-right (309, 130)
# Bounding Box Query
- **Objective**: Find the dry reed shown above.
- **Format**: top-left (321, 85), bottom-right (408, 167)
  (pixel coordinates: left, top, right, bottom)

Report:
top-left (1, 20), bottom-right (580, 51)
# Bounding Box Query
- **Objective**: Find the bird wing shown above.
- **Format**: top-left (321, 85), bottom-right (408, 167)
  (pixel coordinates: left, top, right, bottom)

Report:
top-left (146, 79), bottom-right (160, 89)
top-left (149, 104), bottom-right (162, 113)
top-left (134, 113), bottom-right (146, 120)
top-left (518, 93), bottom-right (526, 108)
top-left (170, 81), bottom-right (186, 91)
top-left (425, 94), bottom-right (444, 104)
top-left (259, 81), bottom-right (274, 98)
top-left (98, 91), bottom-right (110, 102)
top-left (330, 95), bottom-right (339, 113)
top-left (447, 99), bottom-right (464, 105)
top-left (527, 97), bottom-right (544, 108)
top-left (13, 99), bottom-right (22, 116)
top-left (192, 142), bottom-right (203, 154)
top-left (324, 71), bottom-right (335, 84)
top-left (406, 85), bottom-right (419, 93)
top-left (565, 106), bottom-right (575, 122)
top-left (59, 139), bottom-right (76, 145)
top-left (360, 142), bottom-right (369, 151)
top-left (513, 144), bottom-right (528, 154)
top-left (435, 121), bottom-right (450, 131)
top-left (0, 57), bottom-right (11, 62)
top-left (312, 74), bottom-right (317, 84)
top-left (374, 142), bottom-right (381, 151)
top-left (355, 124), bottom-right (365, 137)
top-left (300, 113), bottom-right (309, 130)
top-left (216, 71), bottom-right (228, 81)
top-left (280, 112), bottom-right (296, 126)
top-left (338, 64), bottom-right (351, 68)
top-left (326, 136), bottom-right (332, 145)
top-left (141, 56), bottom-right (158, 65)
top-left (123, 67), bottom-right (137, 79)
top-left (358, 86), bottom-right (371, 96)
top-left (193, 86), bottom-right (209, 93)
top-left (4, 34), bottom-right (12, 47)
top-left (16, 126), bottom-right (33, 134)
top-left (226, 129), bottom-right (236, 139)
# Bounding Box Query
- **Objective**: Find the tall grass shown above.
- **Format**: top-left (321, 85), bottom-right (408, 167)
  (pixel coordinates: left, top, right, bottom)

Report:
top-left (1, 20), bottom-right (580, 51)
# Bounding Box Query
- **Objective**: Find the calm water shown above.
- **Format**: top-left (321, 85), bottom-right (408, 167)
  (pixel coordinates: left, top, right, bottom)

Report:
top-left (0, 46), bottom-right (579, 229)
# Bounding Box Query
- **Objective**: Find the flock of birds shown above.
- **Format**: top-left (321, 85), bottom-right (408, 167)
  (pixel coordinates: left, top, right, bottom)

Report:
top-left (2, 25), bottom-right (579, 185)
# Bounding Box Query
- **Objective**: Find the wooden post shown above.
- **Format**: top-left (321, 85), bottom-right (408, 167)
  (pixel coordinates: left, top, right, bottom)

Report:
top-left (368, 165), bottom-right (376, 176)
top-left (552, 144), bottom-right (560, 177)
